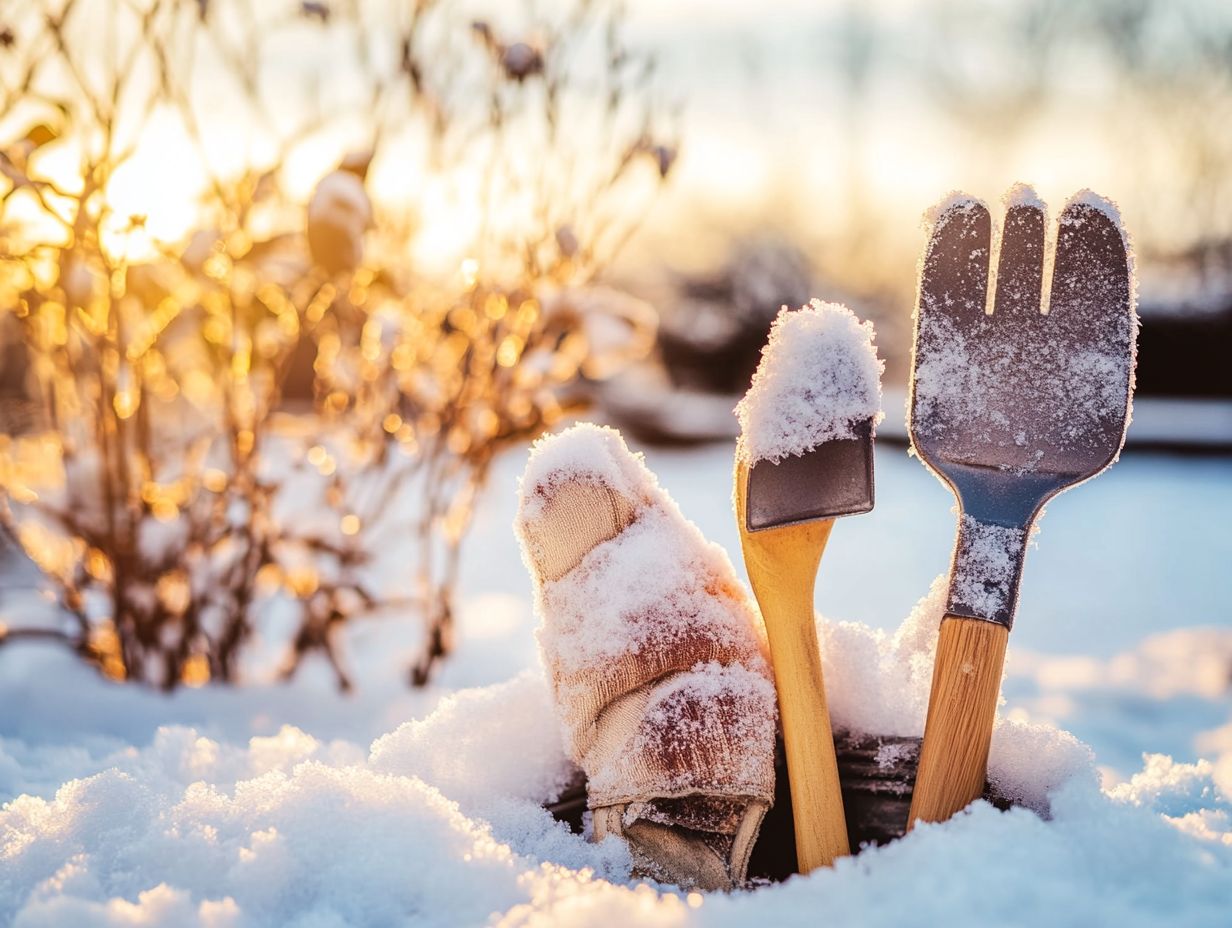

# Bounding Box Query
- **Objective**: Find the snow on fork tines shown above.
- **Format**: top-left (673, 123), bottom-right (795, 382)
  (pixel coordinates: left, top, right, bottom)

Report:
top-left (923, 190), bottom-right (986, 225)
top-left (1003, 181), bottom-right (1046, 211)
top-left (912, 187), bottom-right (1136, 475)
top-left (1063, 188), bottom-right (1128, 246)
top-left (735, 299), bottom-right (885, 465)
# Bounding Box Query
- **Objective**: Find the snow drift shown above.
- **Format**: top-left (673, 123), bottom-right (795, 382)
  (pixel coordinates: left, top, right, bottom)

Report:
top-left (2, 582), bottom-right (1229, 926)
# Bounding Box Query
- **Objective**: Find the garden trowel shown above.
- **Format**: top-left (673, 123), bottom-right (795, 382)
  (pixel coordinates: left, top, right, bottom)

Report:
top-left (735, 416), bottom-right (875, 871)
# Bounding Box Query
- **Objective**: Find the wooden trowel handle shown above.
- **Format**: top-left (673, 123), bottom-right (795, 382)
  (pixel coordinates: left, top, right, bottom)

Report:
top-left (740, 529), bottom-right (850, 870)
top-left (736, 461), bottom-right (849, 870)
top-left (907, 615), bottom-right (1009, 827)
top-left (762, 576), bottom-right (852, 871)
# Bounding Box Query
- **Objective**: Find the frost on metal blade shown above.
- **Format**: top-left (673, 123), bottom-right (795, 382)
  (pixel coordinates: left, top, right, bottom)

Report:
top-left (912, 187), bottom-right (1136, 477)
top-left (923, 190), bottom-right (984, 226)
top-left (950, 515), bottom-right (1028, 619)
top-left (735, 299), bottom-right (885, 465)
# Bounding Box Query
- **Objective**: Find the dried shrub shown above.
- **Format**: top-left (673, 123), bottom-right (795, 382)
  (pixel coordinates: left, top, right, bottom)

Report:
top-left (0, 0), bottom-right (671, 689)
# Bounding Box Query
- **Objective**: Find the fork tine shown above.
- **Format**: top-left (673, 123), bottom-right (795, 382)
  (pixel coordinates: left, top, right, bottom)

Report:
top-left (911, 196), bottom-right (991, 449)
top-left (917, 196), bottom-right (991, 327)
top-left (1049, 194), bottom-right (1132, 329)
top-left (993, 190), bottom-right (1046, 323)
top-left (1047, 193), bottom-right (1135, 424)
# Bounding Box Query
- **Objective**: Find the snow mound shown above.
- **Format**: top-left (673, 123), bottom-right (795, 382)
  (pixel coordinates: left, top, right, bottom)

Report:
top-left (818, 574), bottom-right (1096, 813)
top-left (2, 674), bottom-right (1227, 926)
top-left (369, 672), bottom-right (574, 810)
top-left (735, 300), bottom-right (884, 465)
top-left (819, 576), bottom-right (949, 740)
top-left (0, 678), bottom-right (633, 927)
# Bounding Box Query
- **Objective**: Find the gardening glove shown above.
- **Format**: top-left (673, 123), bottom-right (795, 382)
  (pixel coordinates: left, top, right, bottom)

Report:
top-left (515, 423), bottom-right (777, 891)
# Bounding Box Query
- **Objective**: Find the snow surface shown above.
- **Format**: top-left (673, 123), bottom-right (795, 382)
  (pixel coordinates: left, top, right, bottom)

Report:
top-left (1, 435), bottom-right (1230, 925)
top-left (1, 585), bottom-right (1228, 925)
top-left (735, 300), bottom-right (884, 465)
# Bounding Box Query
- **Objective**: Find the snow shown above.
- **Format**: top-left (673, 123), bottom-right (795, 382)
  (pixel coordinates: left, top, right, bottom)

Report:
top-left (1, 602), bottom-right (1228, 925)
top-left (817, 576), bottom-right (946, 741)
top-left (516, 424), bottom-right (650, 525)
top-left (526, 494), bottom-right (765, 679)
top-left (1062, 188), bottom-right (1128, 249)
top-left (816, 575), bottom-right (1094, 814)
top-left (735, 300), bottom-right (884, 465)
top-left (1, 435), bottom-right (1230, 925)
top-left (921, 191), bottom-right (983, 227)
top-left (1003, 182), bottom-right (1046, 212)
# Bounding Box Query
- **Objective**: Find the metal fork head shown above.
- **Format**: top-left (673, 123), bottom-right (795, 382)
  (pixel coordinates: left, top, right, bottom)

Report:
top-left (909, 190), bottom-right (1137, 626)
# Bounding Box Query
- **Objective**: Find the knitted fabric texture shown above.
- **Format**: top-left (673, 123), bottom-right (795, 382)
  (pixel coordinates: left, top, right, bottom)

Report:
top-left (514, 424), bottom-right (777, 889)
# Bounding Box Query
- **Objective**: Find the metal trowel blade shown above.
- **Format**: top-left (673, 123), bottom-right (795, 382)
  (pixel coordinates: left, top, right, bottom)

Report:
top-left (745, 419), bottom-right (875, 532)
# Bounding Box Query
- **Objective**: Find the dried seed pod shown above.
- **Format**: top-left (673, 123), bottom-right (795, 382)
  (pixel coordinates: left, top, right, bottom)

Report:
top-left (502, 42), bottom-right (543, 81)
top-left (307, 171), bottom-right (372, 274)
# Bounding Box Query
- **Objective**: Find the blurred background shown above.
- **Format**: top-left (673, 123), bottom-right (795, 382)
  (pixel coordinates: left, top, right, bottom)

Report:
top-left (604, 0), bottom-right (1232, 441)
top-left (0, 0), bottom-right (1229, 694)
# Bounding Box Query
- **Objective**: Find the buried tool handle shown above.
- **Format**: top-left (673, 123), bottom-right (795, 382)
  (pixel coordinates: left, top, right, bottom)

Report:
top-left (736, 465), bottom-right (850, 870)
top-left (761, 574), bottom-right (852, 871)
top-left (907, 615), bottom-right (1009, 828)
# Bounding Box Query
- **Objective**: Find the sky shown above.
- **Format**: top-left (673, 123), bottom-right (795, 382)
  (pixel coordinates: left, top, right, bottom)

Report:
top-left (3, 0), bottom-right (1229, 309)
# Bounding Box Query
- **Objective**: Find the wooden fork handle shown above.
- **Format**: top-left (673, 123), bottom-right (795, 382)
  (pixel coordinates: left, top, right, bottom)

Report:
top-left (907, 615), bottom-right (1009, 828)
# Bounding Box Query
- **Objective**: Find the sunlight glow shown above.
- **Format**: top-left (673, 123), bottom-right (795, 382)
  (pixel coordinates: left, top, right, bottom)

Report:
top-left (100, 114), bottom-right (206, 262)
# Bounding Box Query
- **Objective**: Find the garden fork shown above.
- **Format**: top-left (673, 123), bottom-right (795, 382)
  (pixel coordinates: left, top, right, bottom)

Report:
top-left (906, 188), bottom-right (1137, 826)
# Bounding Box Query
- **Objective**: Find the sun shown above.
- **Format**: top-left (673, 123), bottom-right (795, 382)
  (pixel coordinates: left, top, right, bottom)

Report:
top-left (99, 112), bottom-right (207, 263)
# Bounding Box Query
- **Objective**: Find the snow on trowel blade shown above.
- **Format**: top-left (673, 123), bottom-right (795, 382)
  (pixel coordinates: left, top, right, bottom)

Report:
top-left (745, 419), bottom-right (875, 531)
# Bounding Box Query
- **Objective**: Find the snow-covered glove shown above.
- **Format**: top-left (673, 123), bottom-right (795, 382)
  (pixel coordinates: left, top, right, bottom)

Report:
top-left (515, 424), bottom-right (777, 890)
